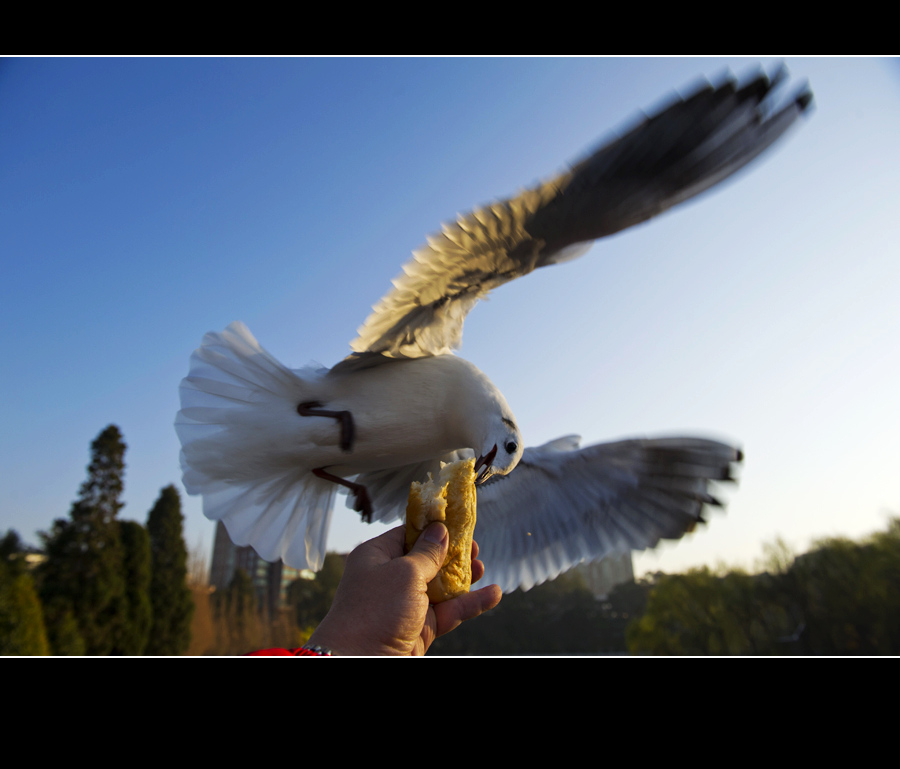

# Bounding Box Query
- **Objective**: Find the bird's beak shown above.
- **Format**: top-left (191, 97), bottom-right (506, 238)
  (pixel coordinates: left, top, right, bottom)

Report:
top-left (474, 444), bottom-right (497, 484)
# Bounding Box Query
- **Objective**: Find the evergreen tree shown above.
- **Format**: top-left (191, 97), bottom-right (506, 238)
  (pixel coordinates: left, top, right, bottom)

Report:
top-left (75, 424), bottom-right (127, 523)
top-left (145, 485), bottom-right (194, 655)
top-left (41, 599), bottom-right (86, 655)
top-left (0, 530), bottom-right (49, 655)
top-left (114, 520), bottom-right (153, 654)
top-left (38, 425), bottom-right (129, 655)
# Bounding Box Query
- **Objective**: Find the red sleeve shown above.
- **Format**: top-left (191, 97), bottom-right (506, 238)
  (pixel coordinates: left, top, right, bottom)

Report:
top-left (244, 647), bottom-right (327, 656)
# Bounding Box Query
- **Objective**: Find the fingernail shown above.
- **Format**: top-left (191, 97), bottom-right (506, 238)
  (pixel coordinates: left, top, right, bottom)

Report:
top-left (424, 522), bottom-right (448, 546)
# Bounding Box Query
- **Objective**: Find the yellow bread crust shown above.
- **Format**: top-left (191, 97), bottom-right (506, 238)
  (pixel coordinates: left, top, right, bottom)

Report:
top-left (405, 457), bottom-right (477, 603)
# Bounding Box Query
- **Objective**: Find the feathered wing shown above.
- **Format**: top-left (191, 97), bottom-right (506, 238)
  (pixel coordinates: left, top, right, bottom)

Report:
top-left (175, 322), bottom-right (337, 571)
top-left (349, 68), bottom-right (812, 360)
top-left (474, 436), bottom-right (743, 593)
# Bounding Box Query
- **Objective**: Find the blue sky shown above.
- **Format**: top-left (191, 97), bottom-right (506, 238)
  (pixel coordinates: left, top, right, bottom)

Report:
top-left (2, 56), bottom-right (898, 579)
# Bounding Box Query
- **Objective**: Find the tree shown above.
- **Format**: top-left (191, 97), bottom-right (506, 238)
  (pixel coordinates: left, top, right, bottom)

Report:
top-left (0, 531), bottom-right (49, 655)
top-left (145, 485), bottom-right (194, 655)
top-left (114, 520), bottom-right (153, 654)
top-left (38, 425), bottom-right (129, 655)
top-left (626, 567), bottom-right (793, 655)
top-left (624, 523), bottom-right (900, 656)
top-left (40, 600), bottom-right (85, 655)
top-left (74, 424), bottom-right (127, 523)
top-left (785, 526), bottom-right (900, 655)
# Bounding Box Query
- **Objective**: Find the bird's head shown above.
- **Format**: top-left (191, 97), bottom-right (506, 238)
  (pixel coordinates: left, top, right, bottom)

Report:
top-left (475, 413), bottom-right (523, 484)
top-left (448, 356), bottom-right (523, 483)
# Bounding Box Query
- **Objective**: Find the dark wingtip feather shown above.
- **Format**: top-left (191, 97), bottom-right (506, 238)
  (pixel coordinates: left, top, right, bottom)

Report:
top-left (735, 68), bottom-right (772, 103)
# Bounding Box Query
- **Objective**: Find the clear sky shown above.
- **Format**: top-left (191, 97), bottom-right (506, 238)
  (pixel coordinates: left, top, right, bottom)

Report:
top-left (2, 56), bottom-right (898, 581)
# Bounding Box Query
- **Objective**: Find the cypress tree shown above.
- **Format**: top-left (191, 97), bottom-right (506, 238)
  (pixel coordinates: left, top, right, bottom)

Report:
top-left (145, 485), bottom-right (194, 655)
top-left (114, 520), bottom-right (153, 655)
top-left (38, 425), bottom-right (128, 655)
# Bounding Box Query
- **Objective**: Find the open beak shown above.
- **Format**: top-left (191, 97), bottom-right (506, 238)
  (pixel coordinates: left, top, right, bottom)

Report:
top-left (474, 444), bottom-right (497, 484)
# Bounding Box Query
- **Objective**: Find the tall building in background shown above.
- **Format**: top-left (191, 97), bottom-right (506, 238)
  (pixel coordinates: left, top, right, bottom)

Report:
top-left (575, 552), bottom-right (634, 598)
top-left (209, 520), bottom-right (236, 592)
top-left (209, 521), bottom-right (310, 615)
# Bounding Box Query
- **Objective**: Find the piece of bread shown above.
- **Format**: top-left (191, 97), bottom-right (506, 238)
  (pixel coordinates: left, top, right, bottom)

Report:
top-left (405, 457), bottom-right (477, 603)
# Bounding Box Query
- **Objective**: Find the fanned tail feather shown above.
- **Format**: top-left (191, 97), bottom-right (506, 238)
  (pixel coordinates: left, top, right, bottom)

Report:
top-left (175, 322), bottom-right (336, 571)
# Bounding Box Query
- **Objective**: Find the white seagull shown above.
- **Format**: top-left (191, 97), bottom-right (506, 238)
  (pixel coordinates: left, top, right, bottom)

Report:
top-left (176, 68), bottom-right (812, 593)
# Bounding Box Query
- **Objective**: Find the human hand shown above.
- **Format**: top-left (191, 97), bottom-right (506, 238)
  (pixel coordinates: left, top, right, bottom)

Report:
top-left (306, 522), bottom-right (502, 655)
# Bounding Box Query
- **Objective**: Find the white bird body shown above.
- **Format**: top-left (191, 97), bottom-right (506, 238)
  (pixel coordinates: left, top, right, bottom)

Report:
top-left (316, 354), bottom-right (514, 476)
top-left (176, 68), bottom-right (812, 589)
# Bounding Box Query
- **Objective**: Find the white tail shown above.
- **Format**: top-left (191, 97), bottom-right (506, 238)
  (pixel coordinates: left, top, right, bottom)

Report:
top-left (175, 322), bottom-right (337, 570)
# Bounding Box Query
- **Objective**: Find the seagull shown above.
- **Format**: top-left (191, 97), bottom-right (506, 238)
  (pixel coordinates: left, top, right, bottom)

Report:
top-left (176, 67), bottom-right (812, 592)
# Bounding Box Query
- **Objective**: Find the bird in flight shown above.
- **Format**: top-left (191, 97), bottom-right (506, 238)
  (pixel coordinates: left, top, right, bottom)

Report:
top-left (176, 67), bottom-right (812, 593)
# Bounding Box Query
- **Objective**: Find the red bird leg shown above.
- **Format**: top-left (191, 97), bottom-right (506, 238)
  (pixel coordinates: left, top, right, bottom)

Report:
top-left (297, 401), bottom-right (355, 452)
top-left (311, 468), bottom-right (373, 523)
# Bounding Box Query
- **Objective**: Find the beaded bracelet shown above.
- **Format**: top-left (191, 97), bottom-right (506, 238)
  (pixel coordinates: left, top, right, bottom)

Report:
top-left (295, 643), bottom-right (332, 656)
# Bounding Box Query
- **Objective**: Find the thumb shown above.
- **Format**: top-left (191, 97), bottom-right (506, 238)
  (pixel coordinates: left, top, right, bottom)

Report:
top-left (407, 521), bottom-right (449, 580)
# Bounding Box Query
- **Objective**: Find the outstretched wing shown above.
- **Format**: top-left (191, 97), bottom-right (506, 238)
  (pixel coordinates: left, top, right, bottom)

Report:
top-left (349, 68), bottom-right (812, 360)
top-left (474, 436), bottom-right (742, 593)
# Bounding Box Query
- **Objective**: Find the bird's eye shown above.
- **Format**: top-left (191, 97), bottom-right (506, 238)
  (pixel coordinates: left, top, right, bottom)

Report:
top-left (505, 441), bottom-right (518, 454)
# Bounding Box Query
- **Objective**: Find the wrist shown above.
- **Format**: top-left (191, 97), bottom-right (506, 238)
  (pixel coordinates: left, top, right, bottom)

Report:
top-left (297, 642), bottom-right (332, 656)
top-left (307, 620), bottom-right (349, 656)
